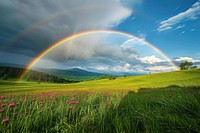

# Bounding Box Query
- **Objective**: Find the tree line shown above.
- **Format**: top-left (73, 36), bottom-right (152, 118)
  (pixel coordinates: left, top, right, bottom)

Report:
top-left (0, 66), bottom-right (79, 83)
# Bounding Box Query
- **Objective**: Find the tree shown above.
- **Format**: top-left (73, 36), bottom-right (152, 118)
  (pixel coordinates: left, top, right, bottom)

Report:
top-left (179, 61), bottom-right (197, 70)
top-left (108, 74), bottom-right (116, 80)
top-left (2, 74), bottom-right (8, 80)
top-left (190, 66), bottom-right (198, 69)
top-left (99, 75), bottom-right (106, 79)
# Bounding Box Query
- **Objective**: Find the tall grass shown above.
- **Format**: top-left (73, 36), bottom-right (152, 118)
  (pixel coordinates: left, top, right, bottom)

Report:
top-left (0, 86), bottom-right (200, 132)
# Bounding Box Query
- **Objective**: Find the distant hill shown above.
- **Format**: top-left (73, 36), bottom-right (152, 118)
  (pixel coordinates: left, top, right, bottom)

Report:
top-left (0, 66), bottom-right (79, 83)
top-left (0, 63), bottom-right (25, 68)
top-left (0, 63), bottom-right (144, 81)
top-left (0, 63), bottom-right (105, 80)
top-left (37, 68), bottom-right (104, 81)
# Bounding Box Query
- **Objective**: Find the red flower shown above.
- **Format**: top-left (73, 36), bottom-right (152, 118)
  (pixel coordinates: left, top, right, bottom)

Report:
top-left (0, 96), bottom-right (6, 99)
top-left (76, 101), bottom-right (80, 104)
top-left (2, 119), bottom-right (9, 124)
top-left (31, 98), bottom-right (36, 102)
top-left (8, 103), bottom-right (15, 108)
top-left (0, 109), bottom-right (4, 113)
top-left (1, 104), bottom-right (6, 107)
top-left (70, 105), bottom-right (73, 110)
top-left (14, 112), bottom-right (18, 116)
top-left (71, 100), bottom-right (76, 104)
top-left (108, 106), bottom-right (111, 109)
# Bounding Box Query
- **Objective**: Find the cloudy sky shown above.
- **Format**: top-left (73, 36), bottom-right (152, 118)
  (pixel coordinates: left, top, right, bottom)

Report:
top-left (0, 0), bottom-right (200, 74)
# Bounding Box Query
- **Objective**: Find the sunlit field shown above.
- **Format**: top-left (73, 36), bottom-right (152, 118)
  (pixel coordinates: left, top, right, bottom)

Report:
top-left (1, 69), bottom-right (200, 95)
top-left (1, 87), bottom-right (200, 132)
top-left (0, 69), bottom-right (200, 132)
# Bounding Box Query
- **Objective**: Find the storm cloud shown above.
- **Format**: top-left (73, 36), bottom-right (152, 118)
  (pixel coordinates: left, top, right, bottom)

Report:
top-left (0, 0), bottom-right (133, 56)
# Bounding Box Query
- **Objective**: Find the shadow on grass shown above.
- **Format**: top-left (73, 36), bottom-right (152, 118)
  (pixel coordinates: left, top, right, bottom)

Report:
top-left (113, 86), bottom-right (200, 132)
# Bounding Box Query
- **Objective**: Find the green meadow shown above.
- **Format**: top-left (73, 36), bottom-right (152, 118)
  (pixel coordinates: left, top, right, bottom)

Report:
top-left (0, 69), bottom-right (200, 132)
top-left (0, 69), bottom-right (200, 94)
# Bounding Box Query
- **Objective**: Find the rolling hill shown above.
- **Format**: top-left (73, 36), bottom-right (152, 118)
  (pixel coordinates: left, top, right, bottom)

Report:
top-left (0, 63), bottom-right (105, 81)
top-left (0, 68), bottom-right (200, 94)
top-left (37, 68), bottom-right (104, 80)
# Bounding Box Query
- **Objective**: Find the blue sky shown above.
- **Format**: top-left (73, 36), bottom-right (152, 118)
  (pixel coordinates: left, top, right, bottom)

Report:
top-left (0, 0), bottom-right (199, 73)
top-left (116, 0), bottom-right (200, 59)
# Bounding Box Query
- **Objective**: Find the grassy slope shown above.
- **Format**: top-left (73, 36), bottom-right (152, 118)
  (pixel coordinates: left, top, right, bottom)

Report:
top-left (0, 69), bottom-right (200, 94)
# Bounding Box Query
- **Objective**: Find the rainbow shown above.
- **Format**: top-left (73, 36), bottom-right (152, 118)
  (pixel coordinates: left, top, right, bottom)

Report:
top-left (19, 30), bottom-right (179, 80)
top-left (1, 4), bottom-right (104, 51)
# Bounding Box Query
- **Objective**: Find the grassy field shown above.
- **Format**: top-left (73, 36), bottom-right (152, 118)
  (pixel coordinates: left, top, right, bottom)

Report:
top-left (0, 69), bottom-right (200, 94)
top-left (0, 69), bottom-right (200, 132)
top-left (0, 87), bottom-right (200, 132)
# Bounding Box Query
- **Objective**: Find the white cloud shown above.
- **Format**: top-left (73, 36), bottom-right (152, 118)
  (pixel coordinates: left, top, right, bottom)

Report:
top-left (175, 57), bottom-right (200, 63)
top-left (139, 55), bottom-right (165, 64)
top-left (173, 25), bottom-right (185, 30)
top-left (120, 38), bottom-right (146, 49)
top-left (44, 34), bottom-right (133, 62)
top-left (157, 0), bottom-right (200, 32)
top-left (146, 66), bottom-right (176, 72)
top-left (96, 66), bottom-right (109, 71)
top-left (138, 33), bottom-right (146, 39)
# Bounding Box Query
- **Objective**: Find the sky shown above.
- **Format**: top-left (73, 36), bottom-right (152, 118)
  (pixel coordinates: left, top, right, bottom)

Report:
top-left (0, 0), bottom-right (200, 74)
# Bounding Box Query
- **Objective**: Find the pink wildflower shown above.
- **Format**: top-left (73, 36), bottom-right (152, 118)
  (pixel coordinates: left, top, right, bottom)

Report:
top-left (0, 109), bottom-right (4, 113)
top-left (70, 105), bottom-right (73, 110)
top-left (106, 99), bottom-right (109, 103)
top-left (1, 104), bottom-right (6, 107)
top-left (71, 100), bottom-right (76, 104)
top-left (0, 96), bottom-right (6, 99)
top-left (8, 103), bottom-right (15, 108)
top-left (76, 101), bottom-right (80, 104)
top-left (14, 112), bottom-right (18, 116)
top-left (108, 106), bottom-right (111, 109)
top-left (2, 119), bottom-right (9, 124)
top-left (32, 98), bottom-right (36, 102)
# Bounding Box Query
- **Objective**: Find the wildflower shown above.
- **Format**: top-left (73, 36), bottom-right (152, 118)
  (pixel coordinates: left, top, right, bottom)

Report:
top-left (76, 101), bottom-right (80, 104)
top-left (167, 94), bottom-right (173, 98)
top-left (0, 96), bottom-right (6, 99)
top-left (106, 99), bottom-right (109, 103)
top-left (39, 103), bottom-right (43, 107)
top-left (108, 106), bottom-right (111, 109)
top-left (14, 112), bottom-right (18, 116)
top-left (32, 98), bottom-right (36, 102)
top-left (2, 119), bottom-right (9, 124)
top-left (70, 105), bottom-right (73, 110)
top-left (71, 100), bottom-right (76, 104)
top-left (66, 100), bottom-right (68, 104)
top-left (8, 103), bottom-right (15, 108)
top-left (0, 109), bottom-right (4, 113)
top-left (1, 104), bottom-right (6, 107)
top-left (24, 112), bottom-right (28, 115)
